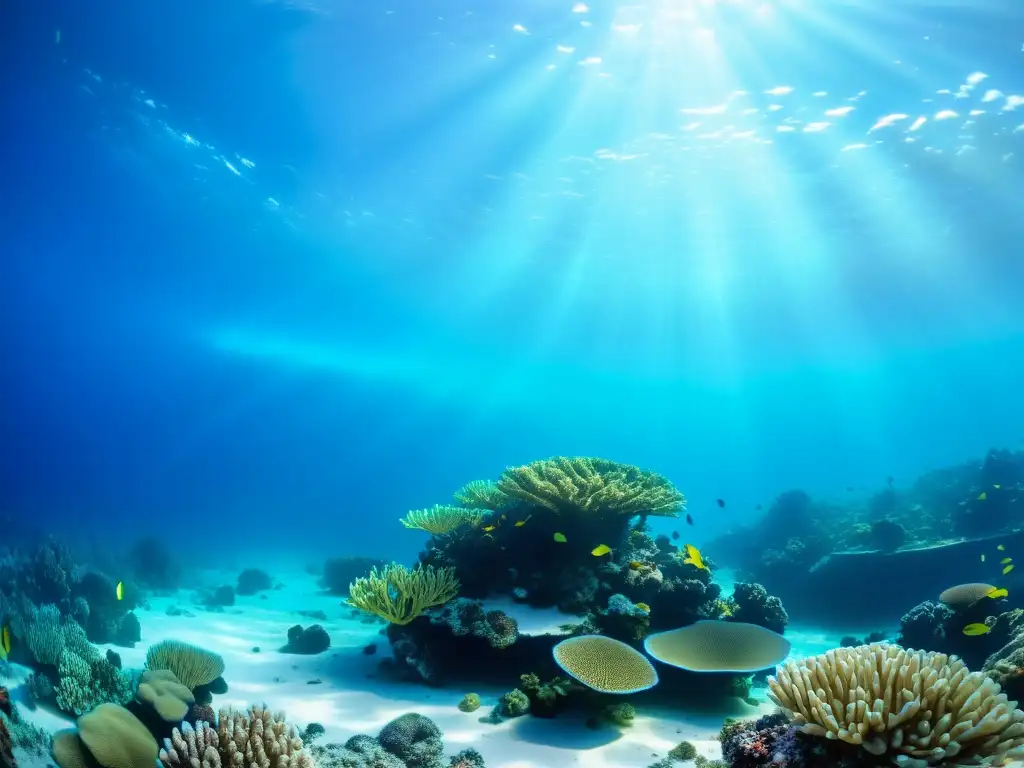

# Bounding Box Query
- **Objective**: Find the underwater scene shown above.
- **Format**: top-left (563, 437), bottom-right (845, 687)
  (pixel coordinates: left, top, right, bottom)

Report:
top-left (3, 0), bottom-right (1024, 767)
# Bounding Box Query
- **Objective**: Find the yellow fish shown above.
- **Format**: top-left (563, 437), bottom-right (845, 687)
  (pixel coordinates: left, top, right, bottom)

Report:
top-left (682, 543), bottom-right (707, 570)
top-left (591, 544), bottom-right (612, 557)
top-left (629, 561), bottom-right (645, 570)
top-left (1004, 564), bottom-right (1015, 575)
top-left (998, 545), bottom-right (1006, 551)
top-left (482, 525), bottom-right (497, 533)
top-left (963, 623), bottom-right (991, 636)
top-left (635, 602), bottom-right (651, 613)
top-left (514, 516), bottom-right (531, 527)
top-left (987, 588), bottom-right (1009, 599)
top-left (553, 532), bottom-right (567, 543)
top-left (978, 492), bottom-right (987, 501)
top-left (1002, 557), bottom-right (1013, 564)
top-left (115, 581), bottom-right (125, 601)
top-left (0, 625), bottom-right (10, 660)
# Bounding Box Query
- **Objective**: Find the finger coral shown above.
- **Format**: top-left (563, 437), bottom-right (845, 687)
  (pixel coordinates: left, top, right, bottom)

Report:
top-left (767, 643), bottom-right (1024, 765)
top-left (347, 564), bottom-right (459, 625)
top-left (497, 457), bottom-right (684, 518)
top-left (400, 505), bottom-right (488, 535)
top-left (159, 706), bottom-right (314, 768)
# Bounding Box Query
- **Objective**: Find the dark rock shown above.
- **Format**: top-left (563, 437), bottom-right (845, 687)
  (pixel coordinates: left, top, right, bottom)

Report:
top-left (283, 624), bottom-right (331, 655)
top-left (236, 569), bottom-right (273, 596)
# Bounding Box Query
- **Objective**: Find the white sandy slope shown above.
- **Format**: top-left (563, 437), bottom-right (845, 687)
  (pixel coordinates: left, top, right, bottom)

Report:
top-left (3, 571), bottom-right (777, 768)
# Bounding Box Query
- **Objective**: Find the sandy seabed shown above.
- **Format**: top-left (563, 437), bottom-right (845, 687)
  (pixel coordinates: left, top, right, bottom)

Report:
top-left (2, 571), bottom-right (852, 768)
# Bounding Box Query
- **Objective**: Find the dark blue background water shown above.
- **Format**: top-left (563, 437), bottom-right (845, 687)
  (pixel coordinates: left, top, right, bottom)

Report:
top-left (2, 0), bottom-right (1023, 564)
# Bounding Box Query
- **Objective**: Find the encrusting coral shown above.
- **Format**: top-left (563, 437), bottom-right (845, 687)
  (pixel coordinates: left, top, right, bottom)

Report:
top-left (347, 564), bottom-right (459, 625)
top-left (496, 457), bottom-right (685, 518)
top-left (767, 643), bottom-right (1024, 766)
top-left (158, 706), bottom-right (314, 768)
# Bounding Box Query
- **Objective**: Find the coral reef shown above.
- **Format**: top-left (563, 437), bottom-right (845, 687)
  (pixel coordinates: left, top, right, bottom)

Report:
top-left (727, 583), bottom-right (788, 635)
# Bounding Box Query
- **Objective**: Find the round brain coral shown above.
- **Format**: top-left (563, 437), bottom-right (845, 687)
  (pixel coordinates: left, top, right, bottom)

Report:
top-left (77, 704), bottom-right (159, 768)
top-left (552, 635), bottom-right (659, 694)
top-left (768, 643), bottom-right (1024, 764)
top-left (643, 620), bottom-right (791, 673)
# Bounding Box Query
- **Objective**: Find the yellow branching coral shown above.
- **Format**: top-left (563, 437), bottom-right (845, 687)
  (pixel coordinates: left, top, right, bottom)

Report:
top-left (453, 480), bottom-right (512, 511)
top-left (767, 644), bottom-right (1024, 765)
top-left (347, 563), bottom-right (459, 625)
top-left (497, 457), bottom-right (684, 518)
top-left (400, 504), bottom-right (487, 535)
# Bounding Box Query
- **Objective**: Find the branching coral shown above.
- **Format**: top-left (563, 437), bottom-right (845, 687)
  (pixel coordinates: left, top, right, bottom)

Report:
top-left (496, 457), bottom-right (684, 518)
top-left (146, 640), bottom-right (225, 691)
top-left (452, 480), bottom-right (512, 511)
top-left (767, 643), bottom-right (1024, 765)
top-left (347, 564), bottom-right (459, 625)
top-left (400, 506), bottom-right (487, 535)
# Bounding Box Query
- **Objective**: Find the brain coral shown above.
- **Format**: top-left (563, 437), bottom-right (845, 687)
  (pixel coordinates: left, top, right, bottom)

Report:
top-left (552, 635), bottom-right (659, 694)
top-left (767, 643), bottom-right (1024, 766)
top-left (643, 620), bottom-right (791, 673)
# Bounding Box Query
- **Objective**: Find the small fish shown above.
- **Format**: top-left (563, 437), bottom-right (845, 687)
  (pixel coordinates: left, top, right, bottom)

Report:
top-left (963, 623), bottom-right (992, 636)
top-left (981, 554), bottom-right (986, 562)
top-left (0, 625), bottom-right (10, 660)
top-left (115, 581), bottom-right (125, 601)
top-left (685, 514), bottom-right (694, 526)
top-left (484, 533), bottom-right (495, 540)
top-left (501, 514), bottom-right (507, 520)
top-left (987, 588), bottom-right (1009, 599)
top-left (715, 499), bottom-right (725, 508)
top-left (682, 543), bottom-right (707, 570)
top-left (994, 484), bottom-right (1002, 489)
top-left (591, 544), bottom-right (612, 557)
top-left (978, 492), bottom-right (988, 501)
top-left (629, 561), bottom-right (645, 570)
top-left (55, 29), bottom-right (61, 45)
top-left (635, 602), bottom-right (651, 613)
top-left (998, 545), bottom-right (1006, 551)
top-left (1004, 564), bottom-right (1015, 575)
top-left (1002, 557), bottom-right (1013, 564)
top-left (553, 532), bottom-right (567, 543)
top-left (482, 525), bottom-right (497, 533)
top-left (514, 516), bottom-right (531, 527)
top-left (671, 530), bottom-right (680, 540)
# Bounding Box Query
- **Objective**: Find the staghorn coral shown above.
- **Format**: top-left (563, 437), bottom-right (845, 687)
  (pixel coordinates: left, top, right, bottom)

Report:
top-left (400, 506), bottom-right (487, 536)
top-left (159, 706), bottom-right (314, 768)
top-left (347, 564), bottom-right (459, 625)
top-left (767, 643), bottom-right (1024, 765)
top-left (452, 480), bottom-right (512, 511)
top-left (146, 640), bottom-right (225, 691)
top-left (496, 457), bottom-right (684, 518)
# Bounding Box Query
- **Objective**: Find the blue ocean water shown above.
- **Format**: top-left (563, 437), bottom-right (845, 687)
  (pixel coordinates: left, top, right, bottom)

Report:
top-left (3, 2), bottom-right (1024, 767)
top-left (3, 0), bottom-right (1023, 564)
